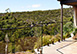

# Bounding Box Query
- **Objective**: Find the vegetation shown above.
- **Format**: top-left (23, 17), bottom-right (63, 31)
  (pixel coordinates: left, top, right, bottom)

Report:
top-left (73, 28), bottom-right (77, 40)
top-left (0, 8), bottom-right (74, 53)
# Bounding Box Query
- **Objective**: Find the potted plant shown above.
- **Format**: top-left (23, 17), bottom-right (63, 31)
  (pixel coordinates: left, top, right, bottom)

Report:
top-left (58, 38), bottom-right (60, 42)
top-left (47, 43), bottom-right (49, 46)
top-left (51, 36), bottom-right (55, 44)
top-left (55, 34), bottom-right (61, 42)
top-left (47, 39), bottom-right (51, 46)
top-left (47, 41), bottom-right (51, 46)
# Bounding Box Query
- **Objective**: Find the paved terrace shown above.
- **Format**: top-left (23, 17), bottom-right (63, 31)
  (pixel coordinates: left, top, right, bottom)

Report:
top-left (35, 37), bottom-right (77, 54)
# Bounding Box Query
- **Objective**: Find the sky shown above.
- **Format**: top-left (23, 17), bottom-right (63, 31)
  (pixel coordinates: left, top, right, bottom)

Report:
top-left (0, 0), bottom-right (70, 13)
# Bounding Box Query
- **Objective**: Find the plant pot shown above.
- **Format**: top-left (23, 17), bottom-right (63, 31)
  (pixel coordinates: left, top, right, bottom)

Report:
top-left (39, 49), bottom-right (42, 54)
top-left (52, 41), bottom-right (54, 44)
top-left (37, 48), bottom-right (39, 51)
top-left (47, 43), bottom-right (49, 46)
top-left (58, 39), bottom-right (60, 42)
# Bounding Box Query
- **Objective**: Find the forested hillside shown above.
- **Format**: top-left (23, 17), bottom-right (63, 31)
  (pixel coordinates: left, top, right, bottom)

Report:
top-left (0, 8), bottom-right (73, 25)
top-left (0, 8), bottom-right (73, 40)
top-left (0, 8), bottom-right (74, 53)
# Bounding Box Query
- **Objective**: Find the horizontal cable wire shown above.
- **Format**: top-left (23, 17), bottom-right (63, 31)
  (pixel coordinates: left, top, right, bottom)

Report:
top-left (0, 21), bottom-right (72, 30)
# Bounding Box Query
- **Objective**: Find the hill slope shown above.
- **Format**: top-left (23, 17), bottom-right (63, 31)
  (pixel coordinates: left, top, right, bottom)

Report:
top-left (0, 8), bottom-right (73, 40)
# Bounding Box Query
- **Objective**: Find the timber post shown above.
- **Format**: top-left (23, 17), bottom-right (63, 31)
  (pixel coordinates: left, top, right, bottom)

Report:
top-left (61, 4), bottom-right (63, 41)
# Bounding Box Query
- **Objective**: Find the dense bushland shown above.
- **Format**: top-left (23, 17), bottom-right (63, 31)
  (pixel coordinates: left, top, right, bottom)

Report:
top-left (0, 8), bottom-right (74, 53)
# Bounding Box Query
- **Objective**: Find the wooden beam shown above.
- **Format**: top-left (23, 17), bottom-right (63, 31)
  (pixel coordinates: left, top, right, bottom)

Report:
top-left (66, 2), bottom-right (77, 6)
top-left (61, 4), bottom-right (63, 41)
top-left (60, 0), bottom-right (77, 5)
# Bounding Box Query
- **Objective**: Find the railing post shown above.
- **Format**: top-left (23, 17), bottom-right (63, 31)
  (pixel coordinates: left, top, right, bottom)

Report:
top-left (61, 4), bottom-right (63, 41)
top-left (5, 43), bottom-right (8, 54)
top-left (40, 22), bottom-right (43, 54)
top-left (5, 33), bottom-right (9, 54)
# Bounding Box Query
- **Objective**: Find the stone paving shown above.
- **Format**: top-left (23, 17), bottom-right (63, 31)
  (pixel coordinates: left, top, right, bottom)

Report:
top-left (41, 37), bottom-right (77, 54)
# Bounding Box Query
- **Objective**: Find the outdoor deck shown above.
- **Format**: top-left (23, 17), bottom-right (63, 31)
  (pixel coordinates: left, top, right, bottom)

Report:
top-left (35, 37), bottom-right (77, 54)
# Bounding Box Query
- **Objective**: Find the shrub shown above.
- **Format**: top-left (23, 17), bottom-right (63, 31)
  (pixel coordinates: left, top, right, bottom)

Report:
top-left (64, 33), bottom-right (71, 38)
top-left (73, 28), bottom-right (77, 35)
top-left (8, 43), bottom-right (12, 53)
top-left (55, 33), bottom-right (61, 42)
top-left (63, 21), bottom-right (73, 35)
top-left (0, 42), bottom-right (5, 54)
top-left (15, 36), bottom-right (37, 52)
top-left (49, 36), bottom-right (56, 44)
top-left (43, 35), bottom-right (52, 46)
top-left (34, 35), bottom-right (52, 49)
top-left (34, 37), bottom-right (41, 49)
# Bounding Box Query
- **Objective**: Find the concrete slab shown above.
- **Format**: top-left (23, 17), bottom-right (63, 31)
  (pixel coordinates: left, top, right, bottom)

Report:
top-left (42, 37), bottom-right (77, 54)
